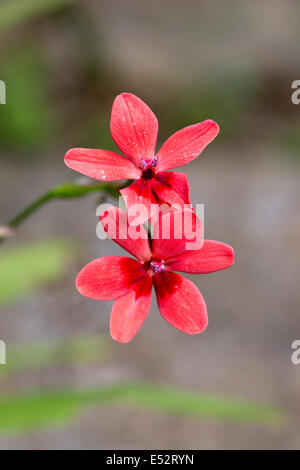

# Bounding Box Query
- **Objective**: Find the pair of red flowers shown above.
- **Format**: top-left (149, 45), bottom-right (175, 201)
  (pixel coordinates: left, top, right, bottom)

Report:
top-left (65, 93), bottom-right (234, 343)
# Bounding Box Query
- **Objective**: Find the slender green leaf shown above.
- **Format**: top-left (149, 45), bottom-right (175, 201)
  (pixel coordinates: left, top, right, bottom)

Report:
top-left (0, 383), bottom-right (285, 436)
top-left (106, 383), bottom-right (284, 426)
top-left (0, 391), bottom-right (86, 435)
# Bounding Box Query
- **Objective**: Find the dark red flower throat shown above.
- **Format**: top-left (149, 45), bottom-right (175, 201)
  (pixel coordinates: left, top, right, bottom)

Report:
top-left (140, 156), bottom-right (158, 180)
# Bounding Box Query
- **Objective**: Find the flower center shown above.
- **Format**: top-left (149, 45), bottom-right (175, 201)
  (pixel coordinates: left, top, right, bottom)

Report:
top-left (151, 260), bottom-right (166, 273)
top-left (141, 157), bottom-right (158, 180)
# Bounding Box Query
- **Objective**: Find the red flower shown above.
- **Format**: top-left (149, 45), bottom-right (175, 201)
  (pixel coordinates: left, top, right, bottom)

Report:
top-left (76, 207), bottom-right (234, 343)
top-left (65, 93), bottom-right (219, 218)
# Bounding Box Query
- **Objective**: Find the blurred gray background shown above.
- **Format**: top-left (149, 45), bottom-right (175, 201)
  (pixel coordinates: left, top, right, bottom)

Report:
top-left (0, 0), bottom-right (300, 449)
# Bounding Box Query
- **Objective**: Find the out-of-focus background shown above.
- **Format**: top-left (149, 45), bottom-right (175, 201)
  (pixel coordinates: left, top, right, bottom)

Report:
top-left (0, 0), bottom-right (300, 450)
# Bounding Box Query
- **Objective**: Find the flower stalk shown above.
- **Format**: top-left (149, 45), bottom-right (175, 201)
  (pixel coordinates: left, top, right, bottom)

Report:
top-left (0, 179), bottom-right (130, 245)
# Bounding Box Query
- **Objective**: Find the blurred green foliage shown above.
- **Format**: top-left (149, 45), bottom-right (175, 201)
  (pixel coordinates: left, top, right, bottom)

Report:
top-left (0, 240), bottom-right (76, 308)
top-left (0, 0), bottom-right (74, 32)
top-left (0, 390), bottom-right (85, 435)
top-left (0, 383), bottom-right (284, 436)
top-left (120, 383), bottom-right (283, 426)
top-left (0, 0), bottom-right (297, 164)
top-left (0, 335), bottom-right (110, 379)
top-left (79, 115), bottom-right (120, 152)
top-left (0, 47), bottom-right (55, 153)
top-left (163, 72), bottom-right (259, 141)
top-left (277, 121), bottom-right (300, 158)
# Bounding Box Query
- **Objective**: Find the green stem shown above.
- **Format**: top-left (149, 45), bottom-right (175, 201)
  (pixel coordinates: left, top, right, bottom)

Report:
top-left (9, 192), bottom-right (53, 229)
top-left (0, 179), bottom-right (129, 245)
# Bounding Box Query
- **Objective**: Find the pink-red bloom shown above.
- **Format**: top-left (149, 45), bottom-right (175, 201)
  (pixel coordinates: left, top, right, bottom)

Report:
top-left (76, 207), bottom-right (234, 343)
top-left (65, 93), bottom-right (219, 218)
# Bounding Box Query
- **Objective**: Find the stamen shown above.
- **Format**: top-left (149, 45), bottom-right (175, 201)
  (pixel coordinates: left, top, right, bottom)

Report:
top-left (150, 156), bottom-right (159, 168)
top-left (151, 260), bottom-right (166, 273)
top-left (140, 156), bottom-right (158, 171)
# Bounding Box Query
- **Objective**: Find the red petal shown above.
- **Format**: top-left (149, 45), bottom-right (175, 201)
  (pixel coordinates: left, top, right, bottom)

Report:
top-left (157, 120), bottom-right (219, 171)
top-left (76, 256), bottom-right (146, 300)
top-left (100, 206), bottom-right (152, 262)
top-left (155, 171), bottom-right (191, 204)
top-left (152, 210), bottom-right (203, 261)
top-left (151, 179), bottom-right (186, 210)
top-left (154, 272), bottom-right (208, 334)
top-left (110, 93), bottom-right (158, 167)
top-left (167, 240), bottom-right (234, 274)
top-left (110, 274), bottom-right (153, 343)
top-left (65, 148), bottom-right (141, 181)
top-left (120, 179), bottom-right (152, 224)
